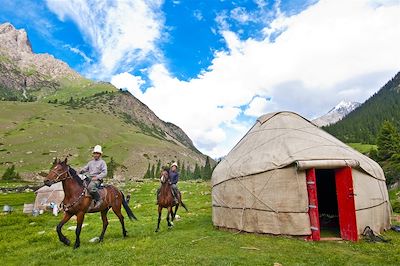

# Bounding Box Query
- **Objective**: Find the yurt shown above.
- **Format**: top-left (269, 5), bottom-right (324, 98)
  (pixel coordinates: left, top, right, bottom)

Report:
top-left (212, 111), bottom-right (391, 241)
top-left (34, 182), bottom-right (64, 211)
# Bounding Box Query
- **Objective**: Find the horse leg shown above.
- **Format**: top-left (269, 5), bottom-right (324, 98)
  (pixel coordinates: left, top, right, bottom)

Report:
top-left (99, 208), bottom-right (109, 242)
top-left (57, 212), bottom-right (73, 246)
top-left (155, 205), bottom-right (162, 232)
top-left (112, 202), bottom-right (127, 237)
top-left (74, 211), bottom-right (85, 249)
top-left (167, 206), bottom-right (173, 228)
top-left (172, 205), bottom-right (179, 221)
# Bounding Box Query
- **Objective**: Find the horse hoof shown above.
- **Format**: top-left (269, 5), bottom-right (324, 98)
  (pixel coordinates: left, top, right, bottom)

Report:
top-left (63, 239), bottom-right (71, 246)
top-left (155, 229), bottom-right (159, 233)
top-left (73, 243), bottom-right (80, 249)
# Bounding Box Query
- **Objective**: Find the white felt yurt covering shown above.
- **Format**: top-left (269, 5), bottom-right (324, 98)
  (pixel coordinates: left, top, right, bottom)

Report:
top-left (212, 111), bottom-right (391, 236)
top-left (34, 182), bottom-right (64, 210)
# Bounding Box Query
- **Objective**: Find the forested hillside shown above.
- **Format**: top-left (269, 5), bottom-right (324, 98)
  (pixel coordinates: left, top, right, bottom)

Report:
top-left (325, 72), bottom-right (400, 143)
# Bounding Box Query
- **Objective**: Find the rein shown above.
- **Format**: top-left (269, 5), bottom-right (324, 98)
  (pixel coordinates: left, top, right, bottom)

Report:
top-left (62, 190), bottom-right (85, 212)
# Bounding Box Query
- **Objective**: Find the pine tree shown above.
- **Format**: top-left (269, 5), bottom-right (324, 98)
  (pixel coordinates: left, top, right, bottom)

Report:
top-left (1, 165), bottom-right (20, 180)
top-left (144, 163), bottom-right (151, 179)
top-left (155, 160), bottom-right (161, 179)
top-left (203, 157), bottom-right (212, 180)
top-left (193, 163), bottom-right (201, 179)
top-left (150, 164), bottom-right (155, 179)
top-left (181, 161), bottom-right (186, 180)
top-left (377, 121), bottom-right (400, 161)
top-left (186, 165), bottom-right (192, 179)
top-left (107, 157), bottom-right (117, 178)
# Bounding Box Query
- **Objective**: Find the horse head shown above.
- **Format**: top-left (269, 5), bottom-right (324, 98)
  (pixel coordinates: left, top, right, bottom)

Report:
top-left (160, 168), bottom-right (170, 184)
top-left (44, 157), bottom-right (69, 186)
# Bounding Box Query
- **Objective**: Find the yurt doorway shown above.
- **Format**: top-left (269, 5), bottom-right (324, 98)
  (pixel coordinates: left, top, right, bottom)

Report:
top-left (306, 167), bottom-right (358, 241)
top-left (315, 169), bottom-right (340, 238)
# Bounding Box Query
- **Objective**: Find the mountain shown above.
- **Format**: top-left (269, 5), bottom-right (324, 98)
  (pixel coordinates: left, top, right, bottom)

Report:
top-left (324, 71), bottom-right (400, 144)
top-left (0, 23), bottom-right (82, 100)
top-left (312, 100), bottom-right (361, 127)
top-left (0, 22), bottom-right (208, 179)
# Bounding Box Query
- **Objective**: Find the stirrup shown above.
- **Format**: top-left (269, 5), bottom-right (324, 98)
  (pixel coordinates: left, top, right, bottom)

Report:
top-left (93, 200), bottom-right (102, 208)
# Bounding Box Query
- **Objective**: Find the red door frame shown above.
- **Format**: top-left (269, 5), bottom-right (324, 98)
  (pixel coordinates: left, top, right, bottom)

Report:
top-left (335, 167), bottom-right (358, 241)
top-left (306, 168), bottom-right (320, 240)
top-left (306, 167), bottom-right (358, 241)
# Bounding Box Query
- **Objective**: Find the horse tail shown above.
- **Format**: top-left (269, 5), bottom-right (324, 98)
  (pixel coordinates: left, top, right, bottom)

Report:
top-left (121, 192), bottom-right (137, 221)
top-left (180, 201), bottom-right (188, 212)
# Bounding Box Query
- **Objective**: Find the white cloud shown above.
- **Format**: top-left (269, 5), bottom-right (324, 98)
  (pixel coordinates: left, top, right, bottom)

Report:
top-left (112, 0), bottom-right (400, 158)
top-left (110, 72), bottom-right (145, 98)
top-left (46, 0), bottom-right (164, 79)
top-left (63, 44), bottom-right (92, 63)
top-left (244, 97), bottom-right (272, 117)
top-left (193, 10), bottom-right (203, 21)
top-left (230, 7), bottom-right (251, 24)
top-left (215, 11), bottom-right (230, 31)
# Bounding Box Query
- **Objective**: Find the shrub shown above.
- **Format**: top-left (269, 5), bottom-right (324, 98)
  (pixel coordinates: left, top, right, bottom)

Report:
top-left (392, 200), bottom-right (400, 213)
top-left (1, 165), bottom-right (21, 180)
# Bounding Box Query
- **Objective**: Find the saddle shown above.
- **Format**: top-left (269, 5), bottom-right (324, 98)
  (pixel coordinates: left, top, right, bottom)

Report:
top-left (82, 178), bottom-right (108, 204)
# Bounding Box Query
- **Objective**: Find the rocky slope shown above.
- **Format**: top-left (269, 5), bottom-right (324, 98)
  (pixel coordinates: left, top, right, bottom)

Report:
top-left (0, 23), bottom-right (82, 99)
top-left (80, 90), bottom-right (199, 152)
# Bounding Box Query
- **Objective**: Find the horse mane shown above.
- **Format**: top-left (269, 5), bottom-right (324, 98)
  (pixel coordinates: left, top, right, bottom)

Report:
top-left (68, 166), bottom-right (84, 186)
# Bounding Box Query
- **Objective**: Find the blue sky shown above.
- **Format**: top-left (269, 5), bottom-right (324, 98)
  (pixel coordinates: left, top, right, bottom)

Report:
top-left (0, 0), bottom-right (315, 79)
top-left (1, 0), bottom-right (400, 157)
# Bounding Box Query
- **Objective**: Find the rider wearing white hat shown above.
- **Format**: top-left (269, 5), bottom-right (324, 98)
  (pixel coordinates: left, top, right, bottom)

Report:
top-left (79, 145), bottom-right (107, 208)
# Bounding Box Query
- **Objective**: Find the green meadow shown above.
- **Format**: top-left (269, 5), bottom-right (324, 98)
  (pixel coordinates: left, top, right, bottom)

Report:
top-left (0, 181), bottom-right (399, 266)
top-left (347, 143), bottom-right (377, 154)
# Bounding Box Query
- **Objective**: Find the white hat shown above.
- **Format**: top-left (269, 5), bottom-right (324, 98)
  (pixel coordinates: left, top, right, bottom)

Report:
top-left (171, 162), bottom-right (178, 168)
top-left (93, 145), bottom-right (103, 154)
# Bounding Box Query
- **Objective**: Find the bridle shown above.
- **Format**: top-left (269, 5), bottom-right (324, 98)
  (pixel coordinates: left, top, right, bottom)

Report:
top-left (48, 165), bottom-right (86, 212)
top-left (160, 172), bottom-right (170, 184)
top-left (49, 166), bottom-right (72, 183)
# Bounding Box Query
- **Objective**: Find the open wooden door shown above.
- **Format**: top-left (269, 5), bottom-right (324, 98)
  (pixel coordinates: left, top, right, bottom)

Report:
top-left (335, 167), bottom-right (358, 241)
top-left (306, 168), bottom-right (320, 241)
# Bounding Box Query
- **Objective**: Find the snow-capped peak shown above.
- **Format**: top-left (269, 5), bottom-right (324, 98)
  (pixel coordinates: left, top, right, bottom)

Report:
top-left (329, 100), bottom-right (359, 114)
top-left (313, 100), bottom-right (361, 127)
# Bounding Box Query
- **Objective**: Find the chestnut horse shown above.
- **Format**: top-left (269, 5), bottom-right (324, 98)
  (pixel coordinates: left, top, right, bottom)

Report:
top-left (155, 169), bottom-right (187, 232)
top-left (45, 158), bottom-right (137, 249)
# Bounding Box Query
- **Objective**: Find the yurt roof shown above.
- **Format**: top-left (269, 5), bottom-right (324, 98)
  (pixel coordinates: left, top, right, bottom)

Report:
top-left (212, 111), bottom-right (384, 186)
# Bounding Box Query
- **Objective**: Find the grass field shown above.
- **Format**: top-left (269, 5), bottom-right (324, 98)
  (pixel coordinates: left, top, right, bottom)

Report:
top-left (347, 143), bottom-right (377, 154)
top-left (33, 78), bottom-right (117, 102)
top-left (1, 181), bottom-right (399, 265)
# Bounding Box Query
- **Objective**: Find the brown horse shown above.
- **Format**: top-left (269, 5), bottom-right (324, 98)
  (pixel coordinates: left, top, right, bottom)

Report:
top-left (44, 158), bottom-right (137, 249)
top-left (155, 169), bottom-right (187, 232)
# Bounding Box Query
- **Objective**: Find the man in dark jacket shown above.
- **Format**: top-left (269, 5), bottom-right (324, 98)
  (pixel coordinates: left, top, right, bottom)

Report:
top-left (169, 162), bottom-right (179, 204)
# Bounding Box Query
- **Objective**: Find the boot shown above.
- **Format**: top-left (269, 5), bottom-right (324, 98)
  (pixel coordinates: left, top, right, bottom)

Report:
top-left (92, 192), bottom-right (102, 209)
top-left (173, 196), bottom-right (178, 205)
top-left (171, 188), bottom-right (178, 205)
